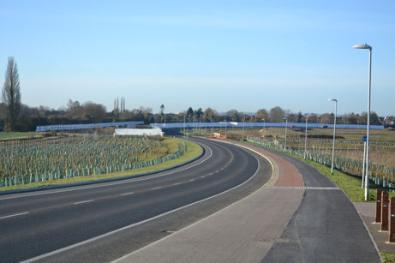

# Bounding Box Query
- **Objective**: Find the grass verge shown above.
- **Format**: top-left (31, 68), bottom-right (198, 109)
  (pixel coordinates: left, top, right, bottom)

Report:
top-left (0, 137), bottom-right (203, 192)
top-left (246, 140), bottom-right (384, 202)
top-left (382, 252), bottom-right (395, 263)
top-left (302, 159), bottom-right (376, 202)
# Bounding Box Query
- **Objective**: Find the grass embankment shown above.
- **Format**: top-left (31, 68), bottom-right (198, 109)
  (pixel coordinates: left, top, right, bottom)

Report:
top-left (0, 137), bottom-right (203, 192)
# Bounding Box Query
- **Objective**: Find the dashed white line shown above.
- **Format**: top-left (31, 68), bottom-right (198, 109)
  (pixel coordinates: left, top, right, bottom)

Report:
top-left (73, 200), bottom-right (94, 205)
top-left (0, 211), bottom-right (30, 220)
top-left (120, 192), bottom-right (135, 196)
top-left (171, 182), bottom-right (182, 186)
top-left (188, 178), bottom-right (195, 182)
top-left (150, 186), bottom-right (164, 191)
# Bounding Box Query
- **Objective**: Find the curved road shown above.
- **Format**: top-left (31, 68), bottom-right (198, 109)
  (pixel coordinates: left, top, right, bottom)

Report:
top-left (0, 138), bottom-right (271, 263)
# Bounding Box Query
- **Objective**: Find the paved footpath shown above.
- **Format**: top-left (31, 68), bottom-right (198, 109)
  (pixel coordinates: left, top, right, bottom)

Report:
top-left (354, 202), bottom-right (395, 254)
top-left (113, 141), bottom-right (380, 263)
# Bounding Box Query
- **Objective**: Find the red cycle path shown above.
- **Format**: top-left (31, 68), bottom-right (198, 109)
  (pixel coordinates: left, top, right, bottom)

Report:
top-left (237, 143), bottom-right (304, 187)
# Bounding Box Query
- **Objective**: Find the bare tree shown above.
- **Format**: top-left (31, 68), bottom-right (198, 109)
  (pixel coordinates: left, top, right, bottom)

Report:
top-left (256, 108), bottom-right (268, 121)
top-left (2, 57), bottom-right (21, 131)
top-left (269, 106), bottom-right (285, 122)
top-left (203, 107), bottom-right (218, 122)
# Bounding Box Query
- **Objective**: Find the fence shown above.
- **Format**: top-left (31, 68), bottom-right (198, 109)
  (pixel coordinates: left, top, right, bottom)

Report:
top-left (247, 136), bottom-right (395, 189)
top-left (0, 137), bottom-right (187, 188)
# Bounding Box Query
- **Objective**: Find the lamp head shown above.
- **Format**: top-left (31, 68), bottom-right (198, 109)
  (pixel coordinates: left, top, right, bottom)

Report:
top-left (328, 98), bottom-right (338, 103)
top-left (352, 43), bottom-right (372, 50)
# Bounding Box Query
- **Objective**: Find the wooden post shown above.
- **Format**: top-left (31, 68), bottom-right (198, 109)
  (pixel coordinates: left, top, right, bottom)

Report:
top-left (381, 191), bottom-right (389, 231)
top-left (389, 197), bottom-right (395, 242)
top-left (376, 188), bottom-right (382, 223)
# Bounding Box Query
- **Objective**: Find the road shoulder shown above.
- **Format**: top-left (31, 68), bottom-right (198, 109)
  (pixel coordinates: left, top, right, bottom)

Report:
top-left (112, 140), bottom-right (305, 263)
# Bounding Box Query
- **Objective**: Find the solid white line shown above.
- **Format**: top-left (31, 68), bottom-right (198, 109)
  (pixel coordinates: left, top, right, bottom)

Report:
top-left (120, 192), bottom-right (135, 196)
top-left (112, 153), bottom-right (263, 262)
top-left (22, 141), bottom-right (262, 263)
top-left (0, 211), bottom-right (29, 220)
top-left (73, 200), bottom-right (94, 205)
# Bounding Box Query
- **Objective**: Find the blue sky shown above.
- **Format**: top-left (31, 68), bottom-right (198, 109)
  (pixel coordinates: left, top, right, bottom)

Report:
top-left (0, 0), bottom-right (394, 115)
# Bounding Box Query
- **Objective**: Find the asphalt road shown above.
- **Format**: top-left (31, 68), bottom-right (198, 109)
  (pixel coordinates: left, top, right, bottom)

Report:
top-left (0, 138), bottom-right (270, 263)
top-left (262, 152), bottom-right (380, 263)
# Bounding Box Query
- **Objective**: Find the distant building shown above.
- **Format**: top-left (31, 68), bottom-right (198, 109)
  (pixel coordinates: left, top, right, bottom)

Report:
top-left (36, 121), bottom-right (144, 132)
top-left (114, 128), bottom-right (164, 137)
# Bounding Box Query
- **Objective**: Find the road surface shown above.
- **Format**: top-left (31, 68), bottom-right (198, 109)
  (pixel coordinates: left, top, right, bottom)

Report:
top-left (0, 138), bottom-right (270, 262)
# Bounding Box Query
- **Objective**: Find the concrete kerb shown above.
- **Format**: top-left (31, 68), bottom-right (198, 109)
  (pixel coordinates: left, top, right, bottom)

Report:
top-left (238, 137), bottom-right (382, 260)
top-left (352, 202), bottom-right (383, 262)
top-left (111, 139), bottom-right (282, 263)
top-left (24, 139), bottom-right (263, 263)
top-left (237, 139), bottom-right (382, 262)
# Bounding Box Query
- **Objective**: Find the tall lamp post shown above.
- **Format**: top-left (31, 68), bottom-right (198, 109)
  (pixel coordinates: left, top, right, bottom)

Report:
top-left (283, 117), bottom-right (288, 150)
top-left (183, 111), bottom-right (186, 138)
top-left (304, 114), bottom-right (309, 159)
top-left (328, 98), bottom-right (338, 174)
top-left (353, 43), bottom-right (372, 201)
top-left (242, 113), bottom-right (246, 141)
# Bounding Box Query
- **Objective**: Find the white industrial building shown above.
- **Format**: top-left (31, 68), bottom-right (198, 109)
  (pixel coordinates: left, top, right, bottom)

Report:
top-left (114, 128), bottom-right (164, 137)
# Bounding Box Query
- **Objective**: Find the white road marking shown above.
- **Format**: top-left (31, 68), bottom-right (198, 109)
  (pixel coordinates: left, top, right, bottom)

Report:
top-left (120, 192), bottom-right (135, 196)
top-left (73, 200), bottom-right (94, 205)
top-left (0, 211), bottom-right (30, 220)
top-left (171, 182), bottom-right (182, 186)
top-left (22, 142), bottom-right (263, 263)
top-left (1, 142), bottom-right (213, 202)
top-left (188, 179), bottom-right (195, 182)
top-left (150, 186), bottom-right (163, 191)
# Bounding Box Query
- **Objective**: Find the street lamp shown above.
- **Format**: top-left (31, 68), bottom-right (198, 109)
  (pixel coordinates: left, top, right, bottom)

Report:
top-left (304, 114), bottom-right (309, 159)
top-left (183, 111), bottom-right (186, 138)
top-left (283, 117), bottom-right (288, 150)
top-left (353, 43), bottom-right (372, 201)
top-left (328, 98), bottom-right (338, 174)
top-left (242, 113), bottom-right (246, 141)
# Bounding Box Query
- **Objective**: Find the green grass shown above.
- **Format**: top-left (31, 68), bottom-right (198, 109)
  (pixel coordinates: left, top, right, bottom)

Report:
top-left (0, 132), bottom-right (43, 141)
top-left (246, 139), bottom-right (382, 202)
top-left (0, 137), bottom-right (203, 192)
top-left (302, 158), bottom-right (377, 202)
top-left (382, 252), bottom-right (395, 263)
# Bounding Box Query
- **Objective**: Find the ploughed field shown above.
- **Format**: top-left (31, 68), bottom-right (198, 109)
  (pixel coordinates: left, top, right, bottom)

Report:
top-left (0, 135), bottom-right (188, 189)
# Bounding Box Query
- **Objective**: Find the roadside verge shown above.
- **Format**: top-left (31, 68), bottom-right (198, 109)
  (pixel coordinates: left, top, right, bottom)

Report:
top-left (0, 138), bottom-right (204, 195)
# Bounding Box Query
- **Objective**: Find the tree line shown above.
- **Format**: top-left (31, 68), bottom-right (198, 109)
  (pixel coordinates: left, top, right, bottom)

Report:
top-left (1, 57), bottom-right (391, 132)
